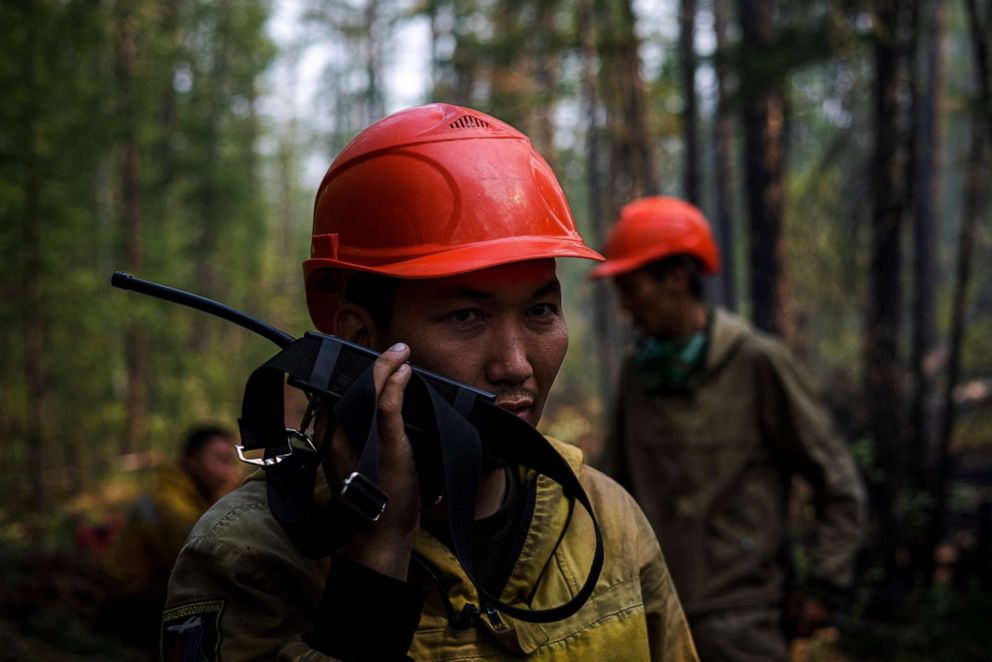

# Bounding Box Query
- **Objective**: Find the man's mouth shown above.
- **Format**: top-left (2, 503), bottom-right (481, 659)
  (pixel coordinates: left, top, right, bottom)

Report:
top-left (495, 398), bottom-right (534, 420)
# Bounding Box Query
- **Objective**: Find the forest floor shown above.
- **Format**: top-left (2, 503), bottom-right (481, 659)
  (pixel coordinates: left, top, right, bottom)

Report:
top-left (2, 448), bottom-right (989, 661)
top-left (1, 538), bottom-right (990, 661)
top-left (0, 541), bottom-right (151, 661)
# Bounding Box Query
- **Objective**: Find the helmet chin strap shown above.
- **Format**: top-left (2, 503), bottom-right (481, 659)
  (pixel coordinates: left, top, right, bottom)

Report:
top-left (238, 331), bottom-right (604, 624)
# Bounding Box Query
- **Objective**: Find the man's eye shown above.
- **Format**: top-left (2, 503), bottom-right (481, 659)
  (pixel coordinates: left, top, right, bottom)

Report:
top-left (444, 309), bottom-right (482, 323)
top-left (528, 303), bottom-right (559, 317)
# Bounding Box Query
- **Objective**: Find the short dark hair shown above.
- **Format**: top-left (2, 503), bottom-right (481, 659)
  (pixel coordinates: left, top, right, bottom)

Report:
top-left (643, 254), bottom-right (704, 300)
top-left (183, 425), bottom-right (234, 459)
top-left (342, 271), bottom-right (400, 330)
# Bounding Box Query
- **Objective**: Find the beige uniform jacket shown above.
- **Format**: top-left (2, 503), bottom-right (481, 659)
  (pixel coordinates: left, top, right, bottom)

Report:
top-left (598, 309), bottom-right (867, 619)
top-left (164, 438), bottom-right (698, 661)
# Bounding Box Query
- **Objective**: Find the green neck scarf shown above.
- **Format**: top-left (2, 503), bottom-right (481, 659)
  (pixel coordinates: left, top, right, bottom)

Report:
top-left (634, 328), bottom-right (709, 389)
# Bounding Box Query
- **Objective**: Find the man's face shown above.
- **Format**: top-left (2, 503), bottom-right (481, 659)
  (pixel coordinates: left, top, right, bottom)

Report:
top-left (185, 436), bottom-right (238, 502)
top-left (614, 267), bottom-right (684, 338)
top-left (379, 259), bottom-right (567, 428)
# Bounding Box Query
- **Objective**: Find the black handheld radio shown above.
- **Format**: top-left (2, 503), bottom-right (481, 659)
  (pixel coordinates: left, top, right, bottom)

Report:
top-left (111, 270), bottom-right (603, 624)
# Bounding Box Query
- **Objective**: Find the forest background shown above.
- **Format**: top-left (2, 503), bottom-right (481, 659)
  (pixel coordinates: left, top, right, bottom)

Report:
top-left (1, 0), bottom-right (991, 659)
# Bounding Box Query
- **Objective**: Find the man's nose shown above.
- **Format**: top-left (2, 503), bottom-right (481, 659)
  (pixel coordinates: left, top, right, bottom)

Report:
top-left (484, 321), bottom-right (534, 387)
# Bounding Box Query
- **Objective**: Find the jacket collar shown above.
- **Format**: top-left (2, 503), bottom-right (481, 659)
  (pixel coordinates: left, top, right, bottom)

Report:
top-left (703, 307), bottom-right (750, 375)
top-left (413, 437), bottom-right (584, 653)
top-left (249, 435), bottom-right (587, 653)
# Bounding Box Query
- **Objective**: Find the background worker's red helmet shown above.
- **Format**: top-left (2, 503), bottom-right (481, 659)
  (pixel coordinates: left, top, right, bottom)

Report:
top-left (589, 196), bottom-right (721, 279)
top-left (303, 102), bottom-right (603, 332)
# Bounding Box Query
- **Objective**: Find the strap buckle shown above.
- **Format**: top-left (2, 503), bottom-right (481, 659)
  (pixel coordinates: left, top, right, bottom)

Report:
top-left (236, 428), bottom-right (316, 466)
top-left (340, 471), bottom-right (388, 522)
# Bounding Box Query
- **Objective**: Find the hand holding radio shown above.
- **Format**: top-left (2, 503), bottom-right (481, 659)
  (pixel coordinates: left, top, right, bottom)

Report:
top-left (323, 342), bottom-right (420, 581)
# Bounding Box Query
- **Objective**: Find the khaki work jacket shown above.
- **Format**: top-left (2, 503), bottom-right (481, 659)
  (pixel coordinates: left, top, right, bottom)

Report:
top-left (164, 438), bottom-right (698, 661)
top-left (599, 309), bottom-right (867, 619)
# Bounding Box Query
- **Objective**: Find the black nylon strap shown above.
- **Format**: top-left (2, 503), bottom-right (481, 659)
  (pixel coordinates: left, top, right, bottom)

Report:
top-left (239, 334), bottom-right (325, 456)
top-left (309, 336), bottom-right (342, 394)
top-left (238, 334), bottom-right (604, 623)
top-left (240, 337), bottom-right (385, 557)
top-left (422, 384), bottom-right (604, 622)
top-left (334, 367), bottom-right (381, 485)
top-left (467, 399), bottom-right (605, 622)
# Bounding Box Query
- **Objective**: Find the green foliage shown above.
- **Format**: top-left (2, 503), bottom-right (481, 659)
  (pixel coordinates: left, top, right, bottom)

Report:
top-left (785, 55), bottom-right (874, 381)
top-left (0, 0), bottom-right (283, 512)
top-left (0, 5), bottom-right (990, 651)
top-left (0, 0), bottom-right (116, 502)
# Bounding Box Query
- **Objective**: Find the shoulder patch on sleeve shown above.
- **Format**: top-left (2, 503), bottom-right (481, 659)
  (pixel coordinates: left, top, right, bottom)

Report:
top-left (161, 600), bottom-right (225, 662)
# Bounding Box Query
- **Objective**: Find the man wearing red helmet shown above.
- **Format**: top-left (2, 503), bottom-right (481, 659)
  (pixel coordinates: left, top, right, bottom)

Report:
top-left (162, 106), bottom-right (698, 661)
top-left (591, 197), bottom-right (866, 662)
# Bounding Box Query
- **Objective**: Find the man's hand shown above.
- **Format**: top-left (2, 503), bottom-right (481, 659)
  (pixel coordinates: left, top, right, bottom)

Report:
top-left (320, 342), bottom-right (420, 581)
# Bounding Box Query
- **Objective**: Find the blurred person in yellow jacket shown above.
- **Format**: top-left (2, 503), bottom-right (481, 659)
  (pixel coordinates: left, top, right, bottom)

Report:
top-left (162, 104), bottom-right (699, 661)
top-left (591, 197), bottom-right (867, 662)
top-left (105, 424), bottom-right (237, 645)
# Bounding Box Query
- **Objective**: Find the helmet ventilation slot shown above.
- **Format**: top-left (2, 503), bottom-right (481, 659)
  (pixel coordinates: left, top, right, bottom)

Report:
top-left (449, 115), bottom-right (492, 130)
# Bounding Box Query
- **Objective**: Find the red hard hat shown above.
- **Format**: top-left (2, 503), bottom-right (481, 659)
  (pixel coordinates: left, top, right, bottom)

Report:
top-left (303, 102), bottom-right (603, 332)
top-left (589, 196), bottom-right (721, 279)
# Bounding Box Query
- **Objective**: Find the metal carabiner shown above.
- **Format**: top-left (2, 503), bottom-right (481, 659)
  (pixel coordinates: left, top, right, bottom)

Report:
top-left (235, 428), bottom-right (316, 467)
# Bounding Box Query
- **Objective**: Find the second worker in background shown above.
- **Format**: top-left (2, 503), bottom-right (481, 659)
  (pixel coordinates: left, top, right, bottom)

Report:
top-left (592, 197), bottom-right (868, 662)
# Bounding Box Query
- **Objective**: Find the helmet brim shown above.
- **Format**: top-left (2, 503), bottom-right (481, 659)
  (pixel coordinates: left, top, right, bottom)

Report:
top-left (304, 236), bottom-right (604, 332)
top-left (589, 244), bottom-right (720, 280)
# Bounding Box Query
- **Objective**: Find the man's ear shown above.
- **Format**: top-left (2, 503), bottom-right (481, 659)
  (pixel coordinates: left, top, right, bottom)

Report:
top-left (334, 303), bottom-right (380, 348)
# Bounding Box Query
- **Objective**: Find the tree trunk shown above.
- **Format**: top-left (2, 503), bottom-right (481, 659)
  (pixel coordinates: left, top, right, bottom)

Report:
top-left (191, 2), bottom-right (230, 352)
top-left (158, 0), bottom-right (182, 185)
top-left (587, 0), bottom-right (656, 409)
top-left (363, 0), bottom-right (385, 124)
top-left (489, 0), bottom-right (558, 151)
top-left (866, 0), bottom-right (908, 575)
top-left (736, 0), bottom-right (789, 337)
top-left (713, 0), bottom-right (737, 310)
top-left (491, 0), bottom-right (523, 128)
top-left (452, 5), bottom-right (477, 106)
top-left (530, 0), bottom-right (560, 168)
top-left (933, 0), bottom-right (992, 578)
top-left (680, 0), bottom-right (700, 204)
top-left (934, 120), bottom-right (986, 585)
top-left (276, 115), bottom-right (300, 302)
top-left (428, 1), bottom-right (439, 92)
top-left (597, 0), bottom-right (656, 206)
top-left (910, 0), bottom-right (945, 506)
top-left (579, 0), bottom-right (618, 415)
top-left (964, 0), bottom-right (992, 141)
top-left (22, 18), bottom-right (45, 520)
top-left (115, 0), bottom-right (146, 454)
